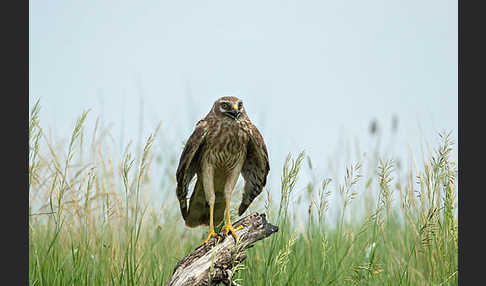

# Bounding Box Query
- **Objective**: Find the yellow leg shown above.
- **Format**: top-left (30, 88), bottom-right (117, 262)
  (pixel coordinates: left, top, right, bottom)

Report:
top-left (202, 203), bottom-right (218, 245)
top-left (222, 199), bottom-right (243, 241)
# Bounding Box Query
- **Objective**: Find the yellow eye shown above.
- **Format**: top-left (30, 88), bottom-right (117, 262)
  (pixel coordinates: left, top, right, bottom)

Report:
top-left (238, 102), bottom-right (243, 109)
top-left (221, 103), bottom-right (229, 109)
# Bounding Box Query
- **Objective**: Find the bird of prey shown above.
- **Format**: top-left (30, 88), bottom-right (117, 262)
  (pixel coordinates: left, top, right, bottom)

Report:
top-left (176, 96), bottom-right (270, 245)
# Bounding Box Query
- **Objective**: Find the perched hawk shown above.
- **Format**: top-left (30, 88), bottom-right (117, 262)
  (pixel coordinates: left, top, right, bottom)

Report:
top-left (176, 96), bottom-right (270, 244)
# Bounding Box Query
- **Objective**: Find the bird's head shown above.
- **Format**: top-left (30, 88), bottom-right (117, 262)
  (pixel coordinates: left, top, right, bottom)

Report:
top-left (213, 96), bottom-right (245, 121)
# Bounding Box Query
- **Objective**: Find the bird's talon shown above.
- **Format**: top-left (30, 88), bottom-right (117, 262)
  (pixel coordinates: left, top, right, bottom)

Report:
top-left (201, 231), bottom-right (219, 246)
top-left (222, 225), bottom-right (242, 241)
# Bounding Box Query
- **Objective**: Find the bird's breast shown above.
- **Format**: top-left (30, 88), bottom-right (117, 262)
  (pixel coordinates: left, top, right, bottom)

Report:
top-left (204, 122), bottom-right (249, 172)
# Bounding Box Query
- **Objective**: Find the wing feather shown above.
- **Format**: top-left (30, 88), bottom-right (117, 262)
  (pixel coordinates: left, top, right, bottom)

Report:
top-left (176, 120), bottom-right (208, 219)
top-left (239, 126), bottom-right (270, 215)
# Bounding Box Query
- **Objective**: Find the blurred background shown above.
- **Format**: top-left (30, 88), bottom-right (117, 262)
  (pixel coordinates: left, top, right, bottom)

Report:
top-left (29, 0), bottom-right (457, 214)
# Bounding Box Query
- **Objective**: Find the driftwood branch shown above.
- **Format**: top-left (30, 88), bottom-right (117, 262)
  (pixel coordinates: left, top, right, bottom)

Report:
top-left (165, 212), bottom-right (278, 286)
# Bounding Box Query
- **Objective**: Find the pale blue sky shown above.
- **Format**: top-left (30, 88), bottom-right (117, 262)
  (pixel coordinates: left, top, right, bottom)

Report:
top-left (29, 0), bottom-right (457, 207)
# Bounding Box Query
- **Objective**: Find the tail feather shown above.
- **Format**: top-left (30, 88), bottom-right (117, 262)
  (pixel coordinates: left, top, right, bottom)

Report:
top-left (184, 179), bottom-right (225, 228)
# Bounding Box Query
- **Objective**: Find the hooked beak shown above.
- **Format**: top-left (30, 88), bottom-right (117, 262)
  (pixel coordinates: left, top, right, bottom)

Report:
top-left (228, 110), bottom-right (240, 120)
top-left (228, 104), bottom-right (241, 120)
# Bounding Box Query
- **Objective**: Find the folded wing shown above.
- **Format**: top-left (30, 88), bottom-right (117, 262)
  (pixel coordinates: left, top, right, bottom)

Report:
top-left (239, 126), bottom-right (270, 216)
top-left (176, 120), bottom-right (208, 219)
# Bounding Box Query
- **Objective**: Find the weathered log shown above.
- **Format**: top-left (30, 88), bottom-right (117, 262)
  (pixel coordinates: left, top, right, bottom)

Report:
top-left (165, 212), bottom-right (278, 286)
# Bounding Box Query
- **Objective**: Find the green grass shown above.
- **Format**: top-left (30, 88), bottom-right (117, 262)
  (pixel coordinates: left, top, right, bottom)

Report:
top-left (29, 102), bottom-right (458, 285)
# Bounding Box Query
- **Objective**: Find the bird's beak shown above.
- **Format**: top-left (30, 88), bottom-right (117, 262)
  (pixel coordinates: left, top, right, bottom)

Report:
top-left (229, 104), bottom-right (240, 120)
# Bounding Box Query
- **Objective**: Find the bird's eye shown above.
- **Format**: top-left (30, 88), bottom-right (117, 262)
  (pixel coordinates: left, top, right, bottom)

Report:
top-left (221, 103), bottom-right (230, 109)
top-left (238, 102), bottom-right (243, 109)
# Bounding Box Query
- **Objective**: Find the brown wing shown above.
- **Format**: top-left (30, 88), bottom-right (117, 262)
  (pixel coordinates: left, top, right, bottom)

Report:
top-left (238, 125), bottom-right (270, 215)
top-left (176, 120), bottom-right (208, 220)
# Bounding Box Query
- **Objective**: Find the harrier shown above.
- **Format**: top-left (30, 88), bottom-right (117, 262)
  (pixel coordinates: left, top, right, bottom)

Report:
top-left (176, 96), bottom-right (270, 245)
